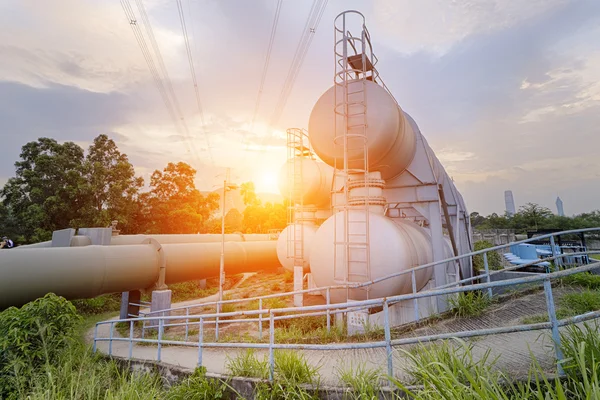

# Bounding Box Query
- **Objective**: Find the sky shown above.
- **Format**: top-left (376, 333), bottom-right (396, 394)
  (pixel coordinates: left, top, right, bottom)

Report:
top-left (1, 0), bottom-right (599, 216)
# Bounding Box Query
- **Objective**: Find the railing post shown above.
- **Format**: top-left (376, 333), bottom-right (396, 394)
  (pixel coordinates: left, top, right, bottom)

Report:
top-left (383, 301), bottom-right (393, 383)
top-left (128, 319), bottom-right (134, 359)
top-left (141, 319), bottom-right (146, 339)
top-left (197, 318), bottom-right (204, 367)
top-left (93, 323), bottom-right (98, 353)
top-left (157, 318), bottom-right (164, 362)
top-left (185, 307), bottom-right (189, 342)
top-left (543, 278), bottom-right (564, 375)
top-left (326, 287), bottom-right (331, 333)
top-left (215, 302), bottom-right (220, 342)
top-left (269, 311), bottom-right (275, 382)
top-left (258, 298), bottom-right (263, 340)
top-left (108, 321), bottom-right (114, 356)
top-left (411, 269), bottom-right (419, 322)
top-left (483, 252), bottom-right (493, 299)
top-left (550, 236), bottom-right (560, 271)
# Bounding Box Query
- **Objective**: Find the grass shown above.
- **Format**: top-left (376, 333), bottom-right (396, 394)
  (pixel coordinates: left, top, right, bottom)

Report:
top-left (165, 367), bottom-right (234, 400)
top-left (336, 362), bottom-right (382, 399)
top-left (274, 350), bottom-right (320, 384)
top-left (448, 291), bottom-right (493, 318)
top-left (226, 349), bottom-right (269, 379)
top-left (71, 294), bottom-right (121, 316)
top-left (562, 271), bottom-right (600, 289)
top-left (521, 289), bottom-right (600, 324)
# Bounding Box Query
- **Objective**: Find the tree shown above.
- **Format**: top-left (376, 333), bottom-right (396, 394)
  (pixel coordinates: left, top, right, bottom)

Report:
top-left (224, 208), bottom-right (243, 232)
top-left (517, 203), bottom-right (553, 230)
top-left (242, 201), bottom-right (286, 233)
top-left (80, 134), bottom-right (144, 232)
top-left (240, 182), bottom-right (259, 206)
top-left (144, 162), bottom-right (219, 234)
top-left (1, 138), bottom-right (88, 242)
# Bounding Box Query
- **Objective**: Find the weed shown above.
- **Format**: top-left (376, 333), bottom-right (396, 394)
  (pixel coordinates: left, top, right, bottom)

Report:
top-left (560, 322), bottom-right (600, 379)
top-left (448, 291), bottom-right (492, 318)
top-left (562, 272), bottom-right (600, 290)
top-left (521, 314), bottom-right (549, 324)
top-left (254, 381), bottom-right (319, 400)
top-left (284, 270), bottom-right (294, 283)
top-left (336, 362), bottom-right (382, 399)
top-left (226, 349), bottom-right (269, 379)
top-left (274, 350), bottom-right (319, 384)
top-left (558, 289), bottom-right (600, 317)
top-left (166, 367), bottom-right (235, 399)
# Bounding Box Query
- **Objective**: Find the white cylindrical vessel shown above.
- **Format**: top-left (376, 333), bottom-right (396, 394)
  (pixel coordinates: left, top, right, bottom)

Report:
top-left (278, 158), bottom-right (333, 208)
top-left (308, 80), bottom-right (417, 180)
top-left (276, 223), bottom-right (318, 272)
top-left (310, 211), bottom-right (439, 303)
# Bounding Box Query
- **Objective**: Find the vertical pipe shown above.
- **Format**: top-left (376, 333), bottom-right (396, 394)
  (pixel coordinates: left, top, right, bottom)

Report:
top-left (269, 312), bottom-right (275, 382)
top-left (141, 320), bottom-right (146, 339)
top-left (215, 309), bottom-right (220, 342)
top-left (411, 269), bottom-right (419, 322)
top-left (108, 321), bottom-right (114, 356)
top-left (258, 298), bottom-right (263, 340)
top-left (128, 320), bottom-right (134, 359)
top-left (550, 236), bottom-right (559, 271)
top-left (185, 308), bottom-right (189, 342)
top-left (157, 318), bottom-right (163, 362)
top-left (543, 278), bottom-right (564, 375)
top-left (326, 287), bottom-right (331, 333)
top-left (93, 323), bottom-right (98, 353)
top-left (383, 301), bottom-right (393, 382)
top-left (483, 253), bottom-right (493, 299)
top-left (197, 318), bottom-right (204, 367)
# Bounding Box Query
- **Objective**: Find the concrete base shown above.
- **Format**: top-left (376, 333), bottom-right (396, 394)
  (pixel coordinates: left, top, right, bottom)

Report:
top-left (52, 228), bottom-right (75, 247)
top-left (199, 279), bottom-right (207, 289)
top-left (120, 290), bottom-right (141, 320)
top-left (148, 289), bottom-right (172, 327)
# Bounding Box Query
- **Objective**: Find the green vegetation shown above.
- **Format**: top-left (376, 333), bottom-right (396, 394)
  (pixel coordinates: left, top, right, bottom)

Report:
top-left (522, 288), bottom-right (600, 324)
top-left (448, 291), bottom-right (493, 318)
top-left (165, 367), bottom-right (233, 400)
top-left (562, 271), bottom-right (600, 289)
top-left (473, 240), bottom-right (503, 271)
top-left (226, 349), bottom-right (269, 379)
top-left (71, 293), bottom-right (122, 316)
top-left (336, 363), bottom-right (382, 400)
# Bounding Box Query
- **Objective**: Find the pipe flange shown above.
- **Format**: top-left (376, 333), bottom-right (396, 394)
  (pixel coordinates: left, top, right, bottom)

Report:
top-left (347, 178), bottom-right (385, 190)
top-left (348, 196), bottom-right (387, 206)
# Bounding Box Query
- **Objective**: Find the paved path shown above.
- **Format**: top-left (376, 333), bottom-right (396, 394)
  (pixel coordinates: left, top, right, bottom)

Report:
top-left (90, 288), bottom-right (593, 386)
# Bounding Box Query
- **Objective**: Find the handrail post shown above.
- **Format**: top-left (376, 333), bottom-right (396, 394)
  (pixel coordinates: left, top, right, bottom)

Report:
top-left (269, 311), bottom-right (275, 382)
top-left (411, 269), bottom-right (419, 322)
top-left (93, 323), bottom-right (98, 353)
top-left (258, 299), bottom-right (263, 340)
top-left (543, 278), bottom-right (564, 375)
top-left (326, 287), bottom-right (331, 333)
top-left (128, 319), bottom-right (134, 359)
top-left (185, 307), bottom-right (189, 342)
top-left (141, 319), bottom-right (146, 339)
top-left (157, 318), bottom-right (164, 362)
top-left (483, 252), bottom-right (493, 298)
top-left (108, 321), bottom-right (114, 356)
top-left (550, 236), bottom-right (560, 271)
top-left (197, 318), bottom-right (204, 367)
top-left (383, 301), bottom-right (393, 383)
top-left (215, 301), bottom-right (220, 342)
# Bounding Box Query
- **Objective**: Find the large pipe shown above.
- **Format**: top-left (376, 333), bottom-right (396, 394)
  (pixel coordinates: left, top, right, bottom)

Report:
top-left (0, 240), bottom-right (279, 309)
top-left (110, 233), bottom-right (272, 245)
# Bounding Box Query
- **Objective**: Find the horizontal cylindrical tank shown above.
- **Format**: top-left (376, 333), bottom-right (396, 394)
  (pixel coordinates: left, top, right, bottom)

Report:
top-left (308, 80), bottom-right (417, 180)
top-left (277, 158), bottom-right (333, 208)
top-left (110, 233), bottom-right (272, 245)
top-left (309, 211), bottom-right (440, 303)
top-left (0, 240), bottom-right (279, 309)
top-left (276, 223), bottom-right (318, 272)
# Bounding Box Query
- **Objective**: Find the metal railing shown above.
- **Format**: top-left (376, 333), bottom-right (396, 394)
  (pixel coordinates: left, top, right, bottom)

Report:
top-left (94, 228), bottom-right (600, 383)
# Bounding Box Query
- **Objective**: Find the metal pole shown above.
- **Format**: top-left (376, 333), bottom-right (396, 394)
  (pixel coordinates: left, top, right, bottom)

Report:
top-left (93, 323), bottom-right (98, 353)
top-left (128, 320), bottom-right (134, 359)
top-left (157, 318), bottom-right (163, 362)
top-left (483, 253), bottom-right (493, 298)
top-left (197, 318), bottom-right (204, 367)
top-left (108, 321), bottom-right (114, 356)
top-left (326, 287), bottom-right (331, 333)
top-left (543, 278), bottom-right (564, 374)
top-left (269, 312), bottom-right (275, 382)
top-left (550, 236), bottom-right (560, 271)
top-left (411, 269), bottom-right (419, 322)
top-left (185, 307), bottom-right (189, 342)
top-left (219, 178), bottom-right (226, 315)
top-left (383, 301), bottom-right (393, 382)
top-left (258, 298), bottom-right (263, 340)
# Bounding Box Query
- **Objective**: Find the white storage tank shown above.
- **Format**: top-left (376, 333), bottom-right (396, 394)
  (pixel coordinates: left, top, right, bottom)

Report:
top-left (308, 80), bottom-right (417, 180)
top-left (277, 158), bottom-right (333, 208)
top-left (310, 211), bottom-right (447, 303)
top-left (276, 223), bottom-right (318, 272)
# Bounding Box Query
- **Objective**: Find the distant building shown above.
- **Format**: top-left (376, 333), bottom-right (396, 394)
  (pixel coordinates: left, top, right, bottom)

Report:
top-left (556, 196), bottom-right (565, 217)
top-left (504, 190), bottom-right (516, 217)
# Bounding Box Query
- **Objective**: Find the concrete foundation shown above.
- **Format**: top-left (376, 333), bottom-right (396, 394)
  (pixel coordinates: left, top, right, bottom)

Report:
top-left (149, 289), bottom-right (172, 327)
top-left (294, 266), bottom-right (303, 307)
top-left (120, 290), bottom-right (141, 319)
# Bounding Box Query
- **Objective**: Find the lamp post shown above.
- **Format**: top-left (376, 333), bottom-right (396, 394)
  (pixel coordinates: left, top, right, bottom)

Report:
top-left (218, 169), bottom-right (238, 315)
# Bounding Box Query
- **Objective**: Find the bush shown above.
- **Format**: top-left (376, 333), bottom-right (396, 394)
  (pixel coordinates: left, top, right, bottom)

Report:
top-left (473, 240), bottom-right (502, 272)
top-left (0, 293), bottom-right (82, 397)
top-left (70, 294), bottom-right (121, 315)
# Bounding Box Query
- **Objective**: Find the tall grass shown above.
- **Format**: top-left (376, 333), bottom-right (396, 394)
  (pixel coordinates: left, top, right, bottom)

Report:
top-left (448, 291), bottom-right (492, 318)
top-left (226, 349), bottom-right (269, 379)
top-left (336, 362), bottom-right (381, 400)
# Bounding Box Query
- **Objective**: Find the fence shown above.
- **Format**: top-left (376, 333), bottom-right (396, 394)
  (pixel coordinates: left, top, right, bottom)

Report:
top-left (94, 228), bottom-right (600, 382)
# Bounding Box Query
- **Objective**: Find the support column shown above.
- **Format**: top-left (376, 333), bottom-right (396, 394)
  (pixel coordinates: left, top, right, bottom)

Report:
top-left (428, 201), bottom-right (449, 312)
top-left (293, 266), bottom-right (303, 307)
top-left (119, 290), bottom-right (141, 320)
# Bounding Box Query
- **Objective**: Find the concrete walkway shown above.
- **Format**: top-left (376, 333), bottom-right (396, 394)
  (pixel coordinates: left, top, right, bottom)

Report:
top-left (88, 288), bottom-right (591, 386)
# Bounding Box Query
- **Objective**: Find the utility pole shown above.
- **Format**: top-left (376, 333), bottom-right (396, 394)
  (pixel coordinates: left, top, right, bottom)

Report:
top-left (219, 168), bottom-right (237, 316)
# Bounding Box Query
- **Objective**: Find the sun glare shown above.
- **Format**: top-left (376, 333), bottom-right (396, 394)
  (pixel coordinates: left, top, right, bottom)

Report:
top-left (256, 170), bottom-right (280, 194)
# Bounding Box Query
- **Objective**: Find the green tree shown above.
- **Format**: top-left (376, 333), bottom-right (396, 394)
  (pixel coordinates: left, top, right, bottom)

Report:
top-left (1, 138), bottom-right (88, 242)
top-left (144, 162), bottom-right (219, 234)
top-left (517, 203), bottom-right (553, 230)
top-left (239, 181), bottom-right (259, 206)
top-left (80, 134), bottom-right (144, 232)
top-left (224, 208), bottom-right (243, 232)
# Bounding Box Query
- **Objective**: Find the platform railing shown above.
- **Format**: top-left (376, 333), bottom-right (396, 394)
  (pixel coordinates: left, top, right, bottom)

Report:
top-left (96, 249), bottom-right (600, 383)
top-left (134, 228), bottom-right (600, 335)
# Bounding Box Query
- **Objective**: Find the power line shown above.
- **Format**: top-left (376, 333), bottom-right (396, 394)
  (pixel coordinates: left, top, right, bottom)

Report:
top-left (175, 0), bottom-right (215, 165)
top-left (269, 0), bottom-right (328, 127)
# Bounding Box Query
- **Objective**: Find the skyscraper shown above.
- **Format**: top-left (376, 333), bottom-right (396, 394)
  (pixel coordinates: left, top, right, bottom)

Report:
top-left (556, 196), bottom-right (565, 217)
top-left (505, 190), bottom-right (516, 217)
